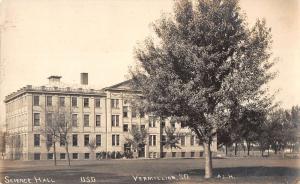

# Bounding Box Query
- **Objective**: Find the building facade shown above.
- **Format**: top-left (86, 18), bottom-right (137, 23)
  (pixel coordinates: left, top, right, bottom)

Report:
top-left (4, 74), bottom-right (217, 160)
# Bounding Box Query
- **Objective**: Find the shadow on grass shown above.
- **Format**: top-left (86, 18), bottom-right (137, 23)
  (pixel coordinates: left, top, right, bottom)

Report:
top-left (185, 166), bottom-right (300, 177)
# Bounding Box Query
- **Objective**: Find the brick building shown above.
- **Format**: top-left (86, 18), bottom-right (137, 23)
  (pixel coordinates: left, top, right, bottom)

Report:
top-left (4, 73), bottom-right (217, 160)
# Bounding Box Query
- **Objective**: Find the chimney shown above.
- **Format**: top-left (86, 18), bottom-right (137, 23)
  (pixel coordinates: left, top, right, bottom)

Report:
top-left (48, 75), bottom-right (62, 85)
top-left (80, 73), bottom-right (88, 85)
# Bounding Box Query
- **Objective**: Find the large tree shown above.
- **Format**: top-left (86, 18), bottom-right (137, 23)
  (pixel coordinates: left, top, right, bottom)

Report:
top-left (131, 0), bottom-right (274, 178)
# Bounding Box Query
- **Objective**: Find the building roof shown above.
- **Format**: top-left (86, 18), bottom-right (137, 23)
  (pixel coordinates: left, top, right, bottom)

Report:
top-left (4, 85), bottom-right (106, 103)
top-left (103, 79), bottom-right (142, 93)
top-left (4, 79), bottom-right (140, 103)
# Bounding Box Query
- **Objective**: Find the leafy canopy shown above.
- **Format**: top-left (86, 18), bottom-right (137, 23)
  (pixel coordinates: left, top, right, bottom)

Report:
top-left (131, 0), bottom-right (275, 142)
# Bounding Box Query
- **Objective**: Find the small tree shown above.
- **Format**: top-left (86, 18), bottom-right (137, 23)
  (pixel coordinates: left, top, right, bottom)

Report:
top-left (125, 126), bottom-right (148, 158)
top-left (162, 126), bottom-right (182, 153)
top-left (88, 138), bottom-right (99, 160)
top-left (42, 110), bottom-right (72, 166)
top-left (42, 114), bottom-right (59, 166)
top-left (216, 128), bottom-right (232, 156)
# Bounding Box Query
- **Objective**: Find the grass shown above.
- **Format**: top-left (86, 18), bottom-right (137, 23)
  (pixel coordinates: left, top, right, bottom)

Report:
top-left (0, 157), bottom-right (299, 184)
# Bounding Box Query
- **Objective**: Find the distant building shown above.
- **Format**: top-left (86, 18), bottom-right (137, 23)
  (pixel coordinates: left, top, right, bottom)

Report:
top-left (4, 73), bottom-right (217, 160)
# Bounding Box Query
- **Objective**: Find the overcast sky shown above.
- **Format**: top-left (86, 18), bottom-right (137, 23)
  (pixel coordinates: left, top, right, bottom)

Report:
top-left (0, 0), bottom-right (299, 125)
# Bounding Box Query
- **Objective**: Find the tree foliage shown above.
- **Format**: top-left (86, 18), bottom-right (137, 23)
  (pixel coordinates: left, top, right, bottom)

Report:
top-left (125, 126), bottom-right (148, 153)
top-left (162, 126), bottom-right (182, 151)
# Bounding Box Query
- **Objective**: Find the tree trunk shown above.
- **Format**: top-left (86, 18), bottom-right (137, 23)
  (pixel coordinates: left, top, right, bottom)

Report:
top-left (225, 145), bottom-right (228, 156)
top-left (65, 143), bottom-right (71, 167)
top-left (261, 149), bottom-right (264, 157)
top-left (234, 142), bottom-right (238, 156)
top-left (53, 142), bottom-right (57, 166)
top-left (247, 142), bottom-right (251, 156)
top-left (204, 142), bottom-right (213, 179)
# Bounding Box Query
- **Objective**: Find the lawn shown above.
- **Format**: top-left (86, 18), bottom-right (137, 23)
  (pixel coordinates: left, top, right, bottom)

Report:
top-left (0, 157), bottom-right (299, 184)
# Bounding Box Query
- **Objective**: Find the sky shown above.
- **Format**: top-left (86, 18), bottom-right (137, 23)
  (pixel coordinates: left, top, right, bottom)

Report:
top-left (0, 0), bottom-right (299, 126)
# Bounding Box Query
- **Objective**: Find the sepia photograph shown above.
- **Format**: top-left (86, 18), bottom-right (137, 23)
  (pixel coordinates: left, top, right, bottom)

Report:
top-left (0, 0), bottom-right (299, 183)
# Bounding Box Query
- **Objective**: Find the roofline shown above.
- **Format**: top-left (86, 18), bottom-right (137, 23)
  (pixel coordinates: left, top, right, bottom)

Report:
top-left (104, 79), bottom-right (133, 89)
top-left (4, 85), bottom-right (106, 103)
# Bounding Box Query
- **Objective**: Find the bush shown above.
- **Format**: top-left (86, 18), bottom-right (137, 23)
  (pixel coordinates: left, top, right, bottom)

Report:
top-left (107, 151), bottom-right (111, 159)
top-left (124, 151), bottom-right (133, 159)
top-left (116, 151), bottom-right (123, 159)
top-left (111, 151), bottom-right (116, 159)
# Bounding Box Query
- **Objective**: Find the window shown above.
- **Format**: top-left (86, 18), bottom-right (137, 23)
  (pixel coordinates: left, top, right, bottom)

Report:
top-left (84, 153), bottom-right (90, 159)
top-left (59, 97), bottom-right (65, 106)
top-left (84, 114), bottom-right (89, 127)
top-left (149, 116), bottom-right (156, 127)
top-left (59, 114), bottom-right (65, 124)
top-left (196, 137), bottom-right (203, 145)
top-left (181, 136), bottom-right (185, 146)
top-left (95, 115), bottom-right (101, 127)
top-left (34, 134), bottom-right (40, 147)
top-left (47, 134), bottom-right (52, 146)
top-left (112, 134), bottom-right (120, 146)
top-left (191, 152), bottom-right (195, 157)
top-left (72, 97), bottom-right (77, 107)
top-left (111, 115), bottom-right (119, 127)
top-left (95, 98), bottom-right (101, 108)
top-left (60, 135), bottom-right (65, 146)
top-left (96, 135), bottom-right (101, 146)
top-left (46, 96), bottom-right (52, 106)
top-left (181, 152), bottom-right (186, 158)
top-left (72, 153), bottom-right (78, 159)
top-left (161, 120), bottom-right (166, 128)
top-left (171, 122), bottom-right (176, 128)
top-left (84, 98), bottom-right (89, 107)
top-left (47, 153), bottom-right (53, 160)
top-left (33, 113), bottom-right (40, 126)
top-left (132, 125), bottom-right (137, 130)
top-left (149, 135), bottom-right (156, 146)
top-left (33, 96), bottom-right (39, 106)
top-left (123, 106), bottom-right (128, 118)
top-left (200, 151), bottom-right (204, 157)
top-left (72, 114), bottom-right (78, 127)
top-left (172, 152), bottom-right (176, 158)
top-left (46, 113), bottom-right (52, 126)
top-left (190, 135), bottom-right (195, 146)
top-left (140, 125), bottom-right (145, 130)
top-left (181, 122), bottom-right (185, 128)
top-left (34, 153), bottom-right (40, 160)
top-left (84, 134), bottom-right (89, 146)
top-left (72, 134), bottom-right (78, 146)
top-left (132, 107), bottom-right (137, 118)
top-left (111, 99), bottom-right (119, 108)
top-left (140, 111), bottom-right (145, 118)
top-left (123, 124), bottom-right (128, 132)
top-left (162, 135), bottom-right (166, 145)
top-left (60, 153), bottom-right (66, 159)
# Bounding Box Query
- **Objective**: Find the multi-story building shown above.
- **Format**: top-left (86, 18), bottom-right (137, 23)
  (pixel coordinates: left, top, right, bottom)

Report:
top-left (4, 73), bottom-right (217, 160)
